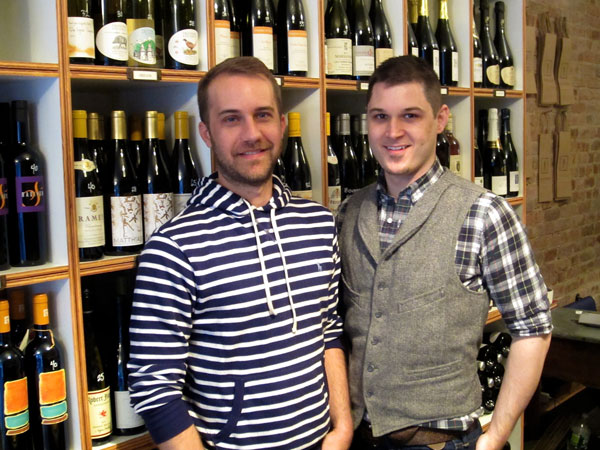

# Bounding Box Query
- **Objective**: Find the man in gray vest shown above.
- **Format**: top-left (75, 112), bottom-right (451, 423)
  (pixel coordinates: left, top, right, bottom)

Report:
top-left (338, 55), bottom-right (552, 450)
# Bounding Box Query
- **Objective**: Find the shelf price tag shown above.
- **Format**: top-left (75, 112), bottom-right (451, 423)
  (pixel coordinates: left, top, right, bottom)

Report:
top-left (357, 82), bottom-right (369, 91)
top-left (274, 76), bottom-right (284, 87)
top-left (440, 87), bottom-right (449, 95)
top-left (494, 89), bottom-right (506, 97)
top-left (127, 68), bottom-right (162, 82)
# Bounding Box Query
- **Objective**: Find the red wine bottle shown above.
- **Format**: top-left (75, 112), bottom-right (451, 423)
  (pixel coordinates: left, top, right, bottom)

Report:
top-left (171, 111), bottom-right (199, 214)
top-left (357, 114), bottom-right (377, 186)
top-left (479, 0), bottom-right (500, 88)
top-left (337, 114), bottom-right (360, 200)
top-left (435, 0), bottom-right (458, 86)
top-left (347, 0), bottom-right (375, 81)
top-left (485, 108), bottom-right (507, 196)
top-left (472, 15), bottom-right (483, 88)
top-left (214, 0), bottom-right (232, 64)
top-left (283, 112), bottom-right (312, 200)
top-left (500, 108), bottom-right (519, 197)
top-left (494, 2), bottom-right (515, 89)
top-left (7, 289), bottom-right (28, 352)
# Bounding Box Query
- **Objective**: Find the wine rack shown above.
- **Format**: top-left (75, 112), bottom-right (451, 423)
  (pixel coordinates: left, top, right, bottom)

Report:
top-left (0, 0), bottom-right (528, 448)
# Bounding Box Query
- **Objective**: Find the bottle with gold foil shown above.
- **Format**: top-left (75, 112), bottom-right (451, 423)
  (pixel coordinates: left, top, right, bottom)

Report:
top-left (325, 113), bottom-right (341, 214)
top-left (142, 111), bottom-right (173, 240)
top-left (7, 289), bottom-right (28, 352)
top-left (283, 112), bottom-right (312, 200)
top-left (25, 293), bottom-right (68, 450)
top-left (435, 0), bottom-right (458, 86)
top-left (171, 111), bottom-right (199, 215)
top-left (416, 0), bottom-right (440, 78)
top-left (0, 299), bottom-right (32, 450)
top-left (73, 110), bottom-right (105, 262)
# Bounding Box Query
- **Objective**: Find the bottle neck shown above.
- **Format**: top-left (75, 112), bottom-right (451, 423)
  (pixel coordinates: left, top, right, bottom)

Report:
top-left (481, 2), bottom-right (490, 29)
top-left (14, 119), bottom-right (29, 144)
top-left (88, 117), bottom-right (102, 140)
top-left (495, 10), bottom-right (505, 33)
top-left (112, 117), bottom-right (127, 140)
top-left (174, 115), bottom-right (190, 140)
top-left (419, 0), bottom-right (429, 18)
top-left (501, 117), bottom-right (512, 134)
top-left (439, 0), bottom-right (449, 20)
top-left (487, 118), bottom-right (499, 142)
top-left (339, 116), bottom-right (351, 136)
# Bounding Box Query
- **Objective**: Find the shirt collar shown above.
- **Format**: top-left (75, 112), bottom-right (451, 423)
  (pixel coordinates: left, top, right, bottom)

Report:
top-left (377, 159), bottom-right (445, 206)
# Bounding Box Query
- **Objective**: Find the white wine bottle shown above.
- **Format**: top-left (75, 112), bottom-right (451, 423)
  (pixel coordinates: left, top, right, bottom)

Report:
top-left (68, 0), bottom-right (95, 64)
top-left (325, 0), bottom-right (352, 79)
top-left (277, 0), bottom-right (308, 76)
top-left (126, 0), bottom-right (156, 67)
top-left (337, 114), bottom-right (361, 200)
top-left (479, 0), bottom-right (500, 88)
top-left (348, 0), bottom-right (375, 80)
top-left (485, 108), bottom-right (507, 196)
top-left (283, 112), bottom-right (312, 200)
top-left (435, 0), bottom-right (458, 86)
top-left (369, 0), bottom-right (393, 68)
top-left (494, 2), bottom-right (515, 89)
top-left (243, 0), bottom-right (276, 71)
top-left (500, 108), bottom-right (519, 197)
top-left (93, 0), bottom-right (128, 66)
top-left (325, 113), bottom-right (341, 213)
top-left (164, 0), bottom-right (199, 70)
top-left (416, 0), bottom-right (440, 78)
top-left (214, 0), bottom-right (232, 65)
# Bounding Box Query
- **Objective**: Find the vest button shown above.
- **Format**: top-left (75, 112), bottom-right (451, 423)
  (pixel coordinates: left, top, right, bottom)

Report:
top-left (375, 312), bottom-right (382, 318)
top-left (377, 282), bottom-right (386, 290)
top-left (371, 337), bottom-right (379, 345)
top-left (367, 391), bottom-right (374, 398)
top-left (367, 364), bottom-right (375, 372)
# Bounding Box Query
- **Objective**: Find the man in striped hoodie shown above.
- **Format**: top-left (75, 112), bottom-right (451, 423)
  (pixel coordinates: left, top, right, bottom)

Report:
top-left (128, 56), bottom-right (353, 450)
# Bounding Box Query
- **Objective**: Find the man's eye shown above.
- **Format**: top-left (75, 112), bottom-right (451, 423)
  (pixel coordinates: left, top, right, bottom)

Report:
top-left (374, 113), bottom-right (387, 120)
top-left (257, 112), bottom-right (272, 119)
top-left (404, 113), bottom-right (417, 120)
top-left (223, 116), bottom-right (238, 123)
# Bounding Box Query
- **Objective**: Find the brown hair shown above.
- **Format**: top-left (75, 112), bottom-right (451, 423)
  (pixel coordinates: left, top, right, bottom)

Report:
top-left (367, 55), bottom-right (442, 114)
top-left (197, 56), bottom-right (283, 125)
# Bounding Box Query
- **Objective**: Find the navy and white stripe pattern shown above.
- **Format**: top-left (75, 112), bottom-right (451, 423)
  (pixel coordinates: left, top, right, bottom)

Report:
top-left (129, 174), bottom-right (343, 449)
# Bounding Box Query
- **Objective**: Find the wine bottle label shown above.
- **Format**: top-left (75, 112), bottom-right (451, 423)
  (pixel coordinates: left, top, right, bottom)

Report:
top-left (115, 390), bottom-right (145, 430)
top-left (353, 45), bottom-right (375, 76)
top-left (76, 195), bottom-right (105, 248)
top-left (375, 48), bottom-right (394, 68)
top-left (450, 155), bottom-right (461, 175)
top-left (127, 21), bottom-right (156, 65)
top-left (68, 17), bottom-right (95, 59)
top-left (173, 193), bottom-right (192, 215)
top-left (288, 30), bottom-right (308, 72)
top-left (214, 20), bottom-right (231, 65)
top-left (111, 195), bottom-right (143, 247)
top-left (433, 49), bottom-right (440, 77)
top-left (0, 178), bottom-right (8, 216)
top-left (168, 29), bottom-right (199, 66)
top-left (501, 66), bottom-right (515, 87)
top-left (230, 31), bottom-right (241, 58)
top-left (491, 175), bottom-right (507, 196)
top-left (473, 57), bottom-right (483, 83)
top-left (326, 38), bottom-right (352, 75)
top-left (474, 176), bottom-right (484, 187)
top-left (411, 46), bottom-right (419, 57)
top-left (38, 369), bottom-right (68, 425)
top-left (15, 176), bottom-right (45, 213)
top-left (3, 377), bottom-right (29, 435)
top-left (509, 171), bottom-right (519, 192)
top-left (74, 159), bottom-right (96, 172)
top-left (486, 64), bottom-right (500, 86)
top-left (96, 21), bottom-right (128, 61)
top-left (88, 386), bottom-right (112, 439)
top-left (252, 26), bottom-right (274, 70)
top-left (451, 51), bottom-right (459, 82)
top-left (143, 193), bottom-right (174, 241)
top-left (292, 190), bottom-right (312, 200)
top-left (328, 186), bottom-right (342, 214)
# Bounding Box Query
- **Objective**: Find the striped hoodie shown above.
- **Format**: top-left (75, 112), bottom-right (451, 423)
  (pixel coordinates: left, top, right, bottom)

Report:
top-left (128, 174), bottom-right (343, 449)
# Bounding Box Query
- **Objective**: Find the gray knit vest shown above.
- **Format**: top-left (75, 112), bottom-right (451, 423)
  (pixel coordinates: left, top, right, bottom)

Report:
top-left (339, 171), bottom-right (490, 437)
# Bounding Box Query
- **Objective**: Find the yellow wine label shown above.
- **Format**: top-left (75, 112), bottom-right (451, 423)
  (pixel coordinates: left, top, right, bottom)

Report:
top-left (74, 159), bottom-right (96, 172)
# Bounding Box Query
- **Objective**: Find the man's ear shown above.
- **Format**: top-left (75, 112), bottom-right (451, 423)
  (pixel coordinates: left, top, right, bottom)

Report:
top-left (436, 104), bottom-right (450, 134)
top-left (198, 121), bottom-right (211, 148)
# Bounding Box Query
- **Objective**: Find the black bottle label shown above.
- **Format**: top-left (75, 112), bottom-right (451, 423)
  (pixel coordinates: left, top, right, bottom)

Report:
top-left (0, 178), bottom-right (8, 215)
top-left (16, 176), bottom-right (45, 213)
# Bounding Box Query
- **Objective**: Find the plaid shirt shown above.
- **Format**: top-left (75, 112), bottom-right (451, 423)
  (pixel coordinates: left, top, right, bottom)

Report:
top-left (338, 160), bottom-right (552, 430)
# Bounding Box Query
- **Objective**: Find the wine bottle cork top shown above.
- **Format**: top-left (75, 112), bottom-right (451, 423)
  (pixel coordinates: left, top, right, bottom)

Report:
top-left (174, 111), bottom-right (189, 140)
top-left (72, 110), bottom-right (87, 119)
top-left (33, 293), bottom-right (50, 326)
top-left (73, 110), bottom-right (88, 139)
top-left (157, 112), bottom-right (166, 140)
top-left (145, 111), bottom-right (158, 139)
top-left (130, 115), bottom-right (143, 141)
top-left (288, 112), bottom-right (301, 137)
top-left (8, 289), bottom-right (26, 320)
top-left (0, 300), bottom-right (9, 333)
top-left (325, 112), bottom-right (331, 137)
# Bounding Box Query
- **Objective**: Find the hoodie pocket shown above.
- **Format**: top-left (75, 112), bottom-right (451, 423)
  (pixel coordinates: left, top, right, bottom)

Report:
top-left (212, 377), bottom-right (245, 444)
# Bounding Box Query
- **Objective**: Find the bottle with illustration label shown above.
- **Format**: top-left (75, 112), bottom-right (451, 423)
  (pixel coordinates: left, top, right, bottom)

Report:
top-left (68, 0), bottom-right (95, 64)
top-left (126, 0), bottom-right (156, 67)
top-left (164, 0), bottom-right (199, 70)
top-left (93, 0), bottom-right (128, 66)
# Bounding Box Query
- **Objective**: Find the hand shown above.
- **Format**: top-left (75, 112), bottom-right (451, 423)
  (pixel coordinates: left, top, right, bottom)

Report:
top-left (475, 432), bottom-right (505, 450)
top-left (321, 426), bottom-right (353, 450)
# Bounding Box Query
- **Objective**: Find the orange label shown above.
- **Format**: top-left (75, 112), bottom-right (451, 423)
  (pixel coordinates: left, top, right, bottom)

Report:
top-left (0, 311), bottom-right (9, 334)
top-left (253, 26), bottom-right (273, 36)
top-left (288, 30), bottom-right (307, 39)
top-left (39, 369), bottom-right (67, 406)
top-left (214, 19), bottom-right (229, 29)
top-left (4, 377), bottom-right (28, 415)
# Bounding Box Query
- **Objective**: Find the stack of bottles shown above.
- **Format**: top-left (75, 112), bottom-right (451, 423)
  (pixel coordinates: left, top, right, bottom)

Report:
top-left (0, 290), bottom-right (69, 450)
top-left (0, 101), bottom-right (48, 272)
top-left (477, 331), bottom-right (512, 413)
top-left (72, 109), bottom-right (200, 261)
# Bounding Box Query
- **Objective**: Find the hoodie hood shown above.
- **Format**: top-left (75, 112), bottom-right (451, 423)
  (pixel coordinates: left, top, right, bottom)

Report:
top-left (188, 173), bottom-right (299, 333)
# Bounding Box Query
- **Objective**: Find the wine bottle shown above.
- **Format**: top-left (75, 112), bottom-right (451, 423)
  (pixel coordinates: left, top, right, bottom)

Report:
top-left (243, 0), bottom-right (276, 71)
top-left (157, 112), bottom-right (169, 162)
top-left (88, 112), bottom-right (109, 192)
top-left (350, 115), bottom-right (360, 152)
top-left (445, 113), bottom-right (460, 176)
top-left (171, 111), bottom-right (199, 215)
top-left (479, 0), bottom-right (499, 88)
top-left (494, 2), bottom-right (515, 90)
top-left (416, 0), bottom-right (440, 78)
top-left (164, 0), bottom-right (199, 70)
top-left (369, 0), bottom-right (393, 68)
top-left (325, 113), bottom-right (341, 214)
top-left (8, 289), bottom-right (28, 352)
top-left (277, 0), bottom-right (308, 77)
top-left (154, 0), bottom-right (165, 67)
top-left (436, 132), bottom-right (449, 169)
top-left (93, 0), bottom-right (128, 66)
top-left (142, 111), bottom-right (174, 241)
top-left (337, 114), bottom-right (361, 200)
top-left (325, 0), bottom-right (352, 79)
top-left (500, 108), bottom-right (519, 197)
top-left (128, 115), bottom-right (144, 175)
top-left (348, 0), bottom-right (375, 80)
top-left (81, 289), bottom-right (112, 442)
top-left (407, 18), bottom-right (419, 58)
top-left (485, 108), bottom-right (507, 196)
top-left (0, 298), bottom-right (32, 450)
top-left (484, 331), bottom-right (512, 359)
top-left (126, 0), bottom-right (156, 67)
top-left (7, 101), bottom-right (47, 267)
top-left (68, 0), bottom-right (95, 64)
top-left (214, 0), bottom-right (232, 65)
top-left (435, 0), bottom-right (458, 87)
top-left (25, 293), bottom-right (68, 450)
top-left (357, 114), bottom-right (377, 187)
top-left (228, 0), bottom-right (242, 58)
top-left (268, 0), bottom-right (278, 74)
top-left (477, 108), bottom-right (488, 162)
top-left (0, 103), bottom-right (10, 271)
top-left (73, 110), bottom-right (105, 262)
top-left (283, 112), bottom-right (312, 200)
top-left (273, 157), bottom-right (286, 184)
top-left (106, 110), bottom-right (143, 255)
top-left (112, 274), bottom-right (145, 435)
top-left (473, 138), bottom-right (484, 188)
top-left (472, 14), bottom-right (483, 88)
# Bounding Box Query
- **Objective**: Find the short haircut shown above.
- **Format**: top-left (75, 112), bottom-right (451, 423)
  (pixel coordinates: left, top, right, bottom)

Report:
top-left (197, 56), bottom-right (283, 125)
top-left (367, 55), bottom-right (442, 114)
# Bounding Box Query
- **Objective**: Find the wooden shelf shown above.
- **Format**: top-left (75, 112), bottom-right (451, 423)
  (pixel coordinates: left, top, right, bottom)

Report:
top-left (486, 307), bottom-right (502, 324)
top-left (0, 61), bottom-right (59, 78)
top-left (80, 255), bottom-right (138, 277)
top-left (0, 264), bottom-right (70, 288)
top-left (93, 432), bottom-right (154, 450)
top-left (474, 88), bottom-right (524, 99)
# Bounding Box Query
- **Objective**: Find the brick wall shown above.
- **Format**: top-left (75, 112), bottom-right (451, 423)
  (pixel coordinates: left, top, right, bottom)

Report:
top-left (525, 1), bottom-right (600, 307)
